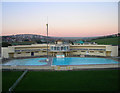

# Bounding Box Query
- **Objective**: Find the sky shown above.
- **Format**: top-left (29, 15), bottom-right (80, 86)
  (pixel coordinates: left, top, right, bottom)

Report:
top-left (2, 2), bottom-right (118, 37)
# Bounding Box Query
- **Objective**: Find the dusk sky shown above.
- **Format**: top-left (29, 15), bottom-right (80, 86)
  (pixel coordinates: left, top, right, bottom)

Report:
top-left (2, 2), bottom-right (118, 37)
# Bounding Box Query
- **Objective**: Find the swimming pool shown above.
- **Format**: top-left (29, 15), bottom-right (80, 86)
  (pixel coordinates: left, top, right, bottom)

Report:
top-left (52, 57), bottom-right (118, 65)
top-left (2, 57), bottom-right (118, 66)
top-left (3, 58), bottom-right (47, 66)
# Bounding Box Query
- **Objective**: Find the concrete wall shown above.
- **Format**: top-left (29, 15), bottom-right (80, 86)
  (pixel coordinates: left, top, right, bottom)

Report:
top-left (111, 46), bottom-right (118, 56)
top-left (2, 47), bottom-right (9, 58)
top-left (106, 46), bottom-right (118, 56)
top-left (8, 46), bottom-right (15, 53)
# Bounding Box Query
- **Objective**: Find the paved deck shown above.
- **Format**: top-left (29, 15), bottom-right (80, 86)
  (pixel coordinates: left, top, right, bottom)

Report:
top-left (2, 64), bottom-right (119, 71)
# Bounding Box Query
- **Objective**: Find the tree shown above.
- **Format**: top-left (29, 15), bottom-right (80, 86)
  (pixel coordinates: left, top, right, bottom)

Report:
top-left (24, 39), bottom-right (29, 41)
top-left (36, 40), bottom-right (42, 44)
top-left (2, 42), bottom-right (12, 47)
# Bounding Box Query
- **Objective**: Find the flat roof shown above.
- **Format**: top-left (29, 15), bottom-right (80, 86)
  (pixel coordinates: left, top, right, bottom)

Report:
top-left (70, 45), bottom-right (111, 47)
top-left (8, 44), bottom-right (48, 48)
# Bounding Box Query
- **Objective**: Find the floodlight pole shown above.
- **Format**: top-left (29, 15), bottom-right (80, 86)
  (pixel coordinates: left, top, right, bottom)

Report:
top-left (46, 23), bottom-right (48, 59)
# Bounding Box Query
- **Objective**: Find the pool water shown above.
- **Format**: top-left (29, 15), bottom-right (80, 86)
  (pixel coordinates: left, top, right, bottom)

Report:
top-left (3, 58), bottom-right (47, 66)
top-left (52, 57), bottom-right (118, 65)
top-left (2, 57), bottom-right (118, 66)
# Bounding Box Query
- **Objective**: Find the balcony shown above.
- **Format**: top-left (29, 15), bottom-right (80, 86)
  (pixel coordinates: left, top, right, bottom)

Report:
top-left (50, 46), bottom-right (70, 52)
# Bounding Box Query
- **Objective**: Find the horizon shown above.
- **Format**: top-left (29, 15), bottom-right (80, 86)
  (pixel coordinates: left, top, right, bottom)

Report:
top-left (2, 2), bottom-right (118, 37)
top-left (1, 33), bottom-right (118, 38)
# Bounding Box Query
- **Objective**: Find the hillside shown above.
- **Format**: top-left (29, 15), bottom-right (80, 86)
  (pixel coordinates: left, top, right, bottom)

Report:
top-left (2, 33), bottom-right (119, 46)
top-left (90, 37), bottom-right (119, 45)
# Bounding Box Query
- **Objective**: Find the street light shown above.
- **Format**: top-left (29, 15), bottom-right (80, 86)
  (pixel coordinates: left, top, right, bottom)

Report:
top-left (46, 23), bottom-right (49, 61)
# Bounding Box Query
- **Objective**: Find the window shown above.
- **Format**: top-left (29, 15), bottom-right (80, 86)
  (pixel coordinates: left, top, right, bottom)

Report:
top-left (64, 46), bottom-right (66, 50)
top-left (57, 47), bottom-right (60, 50)
top-left (17, 52), bottom-right (21, 54)
top-left (15, 50), bottom-right (20, 52)
top-left (42, 51), bottom-right (46, 52)
top-left (26, 52), bottom-right (30, 53)
top-left (61, 46), bottom-right (64, 50)
top-left (51, 46), bottom-right (53, 50)
top-left (35, 51), bottom-right (39, 53)
top-left (99, 51), bottom-right (103, 53)
top-left (90, 51), bottom-right (94, 53)
top-left (73, 51), bottom-right (77, 52)
top-left (54, 47), bottom-right (56, 50)
top-left (81, 51), bottom-right (85, 52)
top-left (67, 46), bottom-right (69, 50)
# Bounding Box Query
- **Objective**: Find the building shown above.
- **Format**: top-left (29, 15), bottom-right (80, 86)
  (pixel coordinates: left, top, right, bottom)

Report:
top-left (2, 40), bottom-right (118, 58)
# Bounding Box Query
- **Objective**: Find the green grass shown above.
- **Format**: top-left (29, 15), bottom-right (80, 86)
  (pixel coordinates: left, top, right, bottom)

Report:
top-left (12, 70), bottom-right (120, 92)
top-left (2, 71), bottom-right (23, 92)
top-left (11, 41), bottom-right (36, 45)
top-left (90, 37), bottom-right (119, 45)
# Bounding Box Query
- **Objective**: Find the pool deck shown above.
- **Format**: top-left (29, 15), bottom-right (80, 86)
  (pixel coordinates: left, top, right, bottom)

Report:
top-left (2, 64), bottom-right (119, 71)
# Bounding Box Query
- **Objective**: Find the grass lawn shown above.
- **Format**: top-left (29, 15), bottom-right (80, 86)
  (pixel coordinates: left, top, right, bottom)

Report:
top-left (90, 37), bottom-right (119, 45)
top-left (12, 70), bottom-right (120, 92)
top-left (2, 71), bottom-right (23, 92)
top-left (11, 41), bottom-right (36, 45)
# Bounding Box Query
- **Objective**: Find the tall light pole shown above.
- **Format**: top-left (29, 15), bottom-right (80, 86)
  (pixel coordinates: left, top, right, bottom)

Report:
top-left (46, 22), bottom-right (48, 59)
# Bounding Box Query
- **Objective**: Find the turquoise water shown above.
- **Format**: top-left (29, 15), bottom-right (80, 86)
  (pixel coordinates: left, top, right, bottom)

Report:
top-left (52, 57), bottom-right (118, 65)
top-left (2, 57), bottom-right (118, 66)
top-left (3, 58), bottom-right (47, 66)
